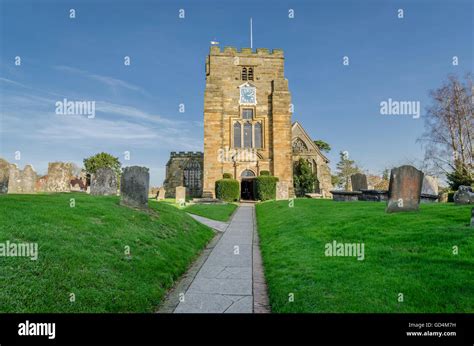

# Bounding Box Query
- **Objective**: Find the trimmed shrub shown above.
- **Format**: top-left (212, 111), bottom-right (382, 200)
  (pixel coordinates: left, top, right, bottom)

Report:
top-left (255, 176), bottom-right (279, 201)
top-left (260, 170), bottom-right (270, 176)
top-left (215, 179), bottom-right (240, 202)
top-left (222, 173), bottom-right (233, 179)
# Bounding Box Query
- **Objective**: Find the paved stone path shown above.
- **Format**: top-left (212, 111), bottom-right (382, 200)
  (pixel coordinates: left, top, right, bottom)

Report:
top-left (174, 204), bottom-right (257, 313)
top-left (187, 213), bottom-right (229, 233)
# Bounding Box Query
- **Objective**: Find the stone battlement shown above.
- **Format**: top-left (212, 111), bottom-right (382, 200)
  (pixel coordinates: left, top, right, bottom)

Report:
top-left (170, 151), bottom-right (203, 158)
top-left (209, 46), bottom-right (284, 57)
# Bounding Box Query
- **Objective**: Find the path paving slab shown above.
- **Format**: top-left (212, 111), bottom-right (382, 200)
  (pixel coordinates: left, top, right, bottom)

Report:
top-left (175, 204), bottom-right (256, 313)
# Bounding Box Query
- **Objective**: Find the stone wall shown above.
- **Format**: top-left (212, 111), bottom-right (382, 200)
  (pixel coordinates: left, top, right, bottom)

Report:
top-left (45, 162), bottom-right (73, 192)
top-left (7, 164), bottom-right (37, 194)
top-left (0, 158), bottom-right (10, 193)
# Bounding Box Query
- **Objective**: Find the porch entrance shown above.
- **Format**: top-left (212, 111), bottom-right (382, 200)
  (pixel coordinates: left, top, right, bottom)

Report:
top-left (240, 169), bottom-right (256, 201)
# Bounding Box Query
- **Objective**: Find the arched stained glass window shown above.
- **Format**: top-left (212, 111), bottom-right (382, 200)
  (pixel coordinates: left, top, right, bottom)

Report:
top-left (254, 122), bottom-right (262, 148)
top-left (233, 122), bottom-right (242, 148)
top-left (183, 160), bottom-right (201, 191)
top-left (241, 169), bottom-right (255, 178)
top-left (243, 122), bottom-right (253, 148)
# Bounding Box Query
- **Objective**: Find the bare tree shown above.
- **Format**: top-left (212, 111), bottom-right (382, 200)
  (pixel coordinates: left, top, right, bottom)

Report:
top-left (418, 74), bottom-right (473, 180)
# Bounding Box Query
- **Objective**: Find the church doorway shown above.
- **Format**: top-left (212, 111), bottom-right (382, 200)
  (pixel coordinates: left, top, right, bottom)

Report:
top-left (240, 169), bottom-right (256, 200)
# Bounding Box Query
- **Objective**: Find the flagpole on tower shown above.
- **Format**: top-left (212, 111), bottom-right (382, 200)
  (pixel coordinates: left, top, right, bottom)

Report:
top-left (250, 17), bottom-right (253, 49)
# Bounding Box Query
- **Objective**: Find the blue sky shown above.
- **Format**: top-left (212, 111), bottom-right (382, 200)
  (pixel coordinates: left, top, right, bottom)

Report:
top-left (0, 0), bottom-right (472, 186)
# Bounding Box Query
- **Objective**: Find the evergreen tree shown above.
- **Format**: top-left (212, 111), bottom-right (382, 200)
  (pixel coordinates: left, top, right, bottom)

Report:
top-left (293, 158), bottom-right (316, 197)
top-left (335, 151), bottom-right (360, 190)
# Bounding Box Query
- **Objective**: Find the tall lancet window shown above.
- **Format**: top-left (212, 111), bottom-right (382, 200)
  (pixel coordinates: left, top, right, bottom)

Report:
top-left (233, 122), bottom-right (242, 148)
top-left (254, 122), bottom-right (262, 148)
top-left (243, 122), bottom-right (253, 148)
top-left (241, 67), bottom-right (248, 81)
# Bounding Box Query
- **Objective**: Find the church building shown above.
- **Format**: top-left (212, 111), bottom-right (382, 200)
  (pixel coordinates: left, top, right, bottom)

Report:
top-left (163, 46), bottom-right (332, 200)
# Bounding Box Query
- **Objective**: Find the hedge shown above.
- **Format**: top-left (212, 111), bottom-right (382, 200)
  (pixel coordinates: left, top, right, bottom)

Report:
top-left (255, 176), bottom-right (279, 201)
top-left (223, 173), bottom-right (233, 179)
top-left (260, 170), bottom-right (270, 176)
top-left (215, 179), bottom-right (240, 202)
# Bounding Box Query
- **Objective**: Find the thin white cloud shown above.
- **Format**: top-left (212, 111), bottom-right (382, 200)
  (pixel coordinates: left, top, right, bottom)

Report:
top-left (54, 65), bottom-right (146, 94)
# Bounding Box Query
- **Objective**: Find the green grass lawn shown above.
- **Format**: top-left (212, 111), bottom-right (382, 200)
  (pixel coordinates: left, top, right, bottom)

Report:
top-left (184, 203), bottom-right (238, 222)
top-left (256, 199), bottom-right (474, 313)
top-left (0, 193), bottom-right (214, 312)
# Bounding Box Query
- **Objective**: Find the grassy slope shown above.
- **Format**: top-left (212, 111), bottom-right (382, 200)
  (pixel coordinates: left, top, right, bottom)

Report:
top-left (185, 203), bottom-right (238, 222)
top-left (256, 199), bottom-right (474, 313)
top-left (0, 193), bottom-right (214, 312)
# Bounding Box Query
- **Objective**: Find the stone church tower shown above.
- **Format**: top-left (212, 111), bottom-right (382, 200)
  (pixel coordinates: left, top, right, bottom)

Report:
top-left (203, 46), bottom-right (293, 198)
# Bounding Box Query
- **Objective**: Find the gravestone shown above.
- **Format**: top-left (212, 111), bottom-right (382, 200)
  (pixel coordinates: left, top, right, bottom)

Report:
top-left (46, 162), bottom-right (73, 192)
top-left (120, 166), bottom-right (150, 209)
top-left (471, 208), bottom-right (474, 227)
top-left (157, 187), bottom-right (166, 200)
top-left (420, 175), bottom-right (439, 203)
top-left (175, 186), bottom-right (186, 204)
top-left (351, 173), bottom-right (368, 192)
top-left (453, 185), bottom-right (474, 205)
top-left (90, 168), bottom-right (117, 195)
top-left (8, 164), bottom-right (37, 194)
top-left (421, 176), bottom-right (438, 196)
top-left (386, 165), bottom-right (424, 213)
top-left (0, 158), bottom-right (10, 193)
top-left (276, 181), bottom-right (289, 200)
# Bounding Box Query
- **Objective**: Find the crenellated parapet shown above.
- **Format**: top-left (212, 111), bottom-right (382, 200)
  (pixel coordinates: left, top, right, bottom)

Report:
top-left (170, 151), bottom-right (204, 158)
top-left (210, 46), bottom-right (284, 57)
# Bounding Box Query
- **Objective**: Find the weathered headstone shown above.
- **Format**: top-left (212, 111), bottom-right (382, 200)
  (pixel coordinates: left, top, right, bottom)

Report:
top-left (438, 192), bottom-right (448, 203)
top-left (157, 187), bottom-right (166, 200)
top-left (453, 185), bottom-right (474, 205)
top-left (386, 165), bottom-right (424, 213)
top-left (8, 164), bottom-right (37, 194)
top-left (421, 175), bottom-right (438, 196)
top-left (0, 158), bottom-right (10, 193)
top-left (276, 181), bottom-right (289, 200)
top-left (351, 173), bottom-right (368, 192)
top-left (175, 186), bottom-right (186, 204)
top-left (120, 166), bottom-right (150, 209)
top-left (90, 168), bottom-right (117, 195)
top-left (46, 162), bottom-right (73, 192)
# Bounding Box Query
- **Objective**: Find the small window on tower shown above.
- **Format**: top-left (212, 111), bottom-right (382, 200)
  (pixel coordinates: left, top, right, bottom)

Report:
top-left (242, 108), bottom-right (253, 119)
top-left (248, 67), bottom-right (254, 81)
top-left (241, 67), bottom-right (247, 81)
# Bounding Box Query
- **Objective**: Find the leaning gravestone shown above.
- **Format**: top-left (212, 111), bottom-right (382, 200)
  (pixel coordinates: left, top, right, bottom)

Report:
top-left (453, 185), bottom-right (474, 205)
top-left (120, 166), bottom-right (150, 209)
top-left (46, 162), bottom-right (72, 192)
top-left (0, 158), bottom-right (10, 193)
top-left (175, 186), bottom-right (186, 204)
top-left (420, 175), bottom-right (439, 203)
top-left (90, 168), bottom-right (117, 195)
top-left (157, 187), bottom-right (166, 200)
top-left (421, 176), bottom-right (438, 196)
top-left (351, 173), bottom-right (368, 192)
top-left (386, 165), bottom-right (424, 213)
top-left (8, 164), bottom-right (36, 194)
top-left (276, 181), bottom-right (289, 200)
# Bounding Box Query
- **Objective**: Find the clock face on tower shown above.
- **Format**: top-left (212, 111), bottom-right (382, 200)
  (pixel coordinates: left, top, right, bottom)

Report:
top-left (239, 84), bottom-right (257, 105)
